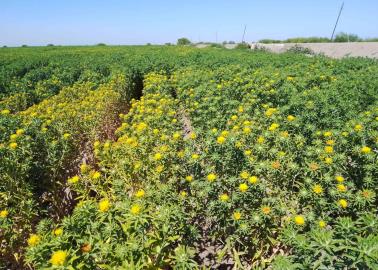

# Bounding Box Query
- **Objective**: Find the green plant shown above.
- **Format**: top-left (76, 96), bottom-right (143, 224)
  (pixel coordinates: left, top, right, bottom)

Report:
top-left (177, 37), bottom-right (191, 46)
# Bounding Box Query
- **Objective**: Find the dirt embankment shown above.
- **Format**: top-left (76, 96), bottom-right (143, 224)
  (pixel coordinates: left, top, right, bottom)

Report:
top-left (252, 42), bottom-right (378, 59)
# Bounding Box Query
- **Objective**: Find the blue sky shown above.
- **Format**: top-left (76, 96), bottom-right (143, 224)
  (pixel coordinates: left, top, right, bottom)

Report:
top-left (1, 0), bottom-right (378, 46)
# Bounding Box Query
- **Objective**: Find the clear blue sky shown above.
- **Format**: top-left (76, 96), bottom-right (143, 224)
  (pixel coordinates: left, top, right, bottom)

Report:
top-left (1, 0), bottom-right (377, 46)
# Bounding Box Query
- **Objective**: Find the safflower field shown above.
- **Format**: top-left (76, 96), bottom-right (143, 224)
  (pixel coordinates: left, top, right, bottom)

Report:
top-left (0, 46), bottom-right (377, 269)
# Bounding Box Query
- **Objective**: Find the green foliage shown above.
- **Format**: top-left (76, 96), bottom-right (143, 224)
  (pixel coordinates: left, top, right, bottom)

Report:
top-left (334, 32), bottom-right (362, 42)
top-left (235, 42), bottom-right (251, 49)
top-left (287, 45), bottom-right (314, 55)
top-left (177, 37), bottom-right (191, 46)
top-left (0, 45), bottom-right (377, 269)
top-left (259, 37), bottom-right (331, 43)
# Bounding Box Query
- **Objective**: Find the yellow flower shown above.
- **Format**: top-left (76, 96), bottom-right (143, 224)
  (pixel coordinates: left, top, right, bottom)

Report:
top-left (1, 109), bottom-right (10, 115)
top-left (231, 115), bottom-right (238, 121)
top-left (154, 153), bottom-right (162, 161)
top-left (220, 193), bottom-right (229, 202)
top-left (324, 146), bottom-right (334, 154)
top-left (54, 228), bottom-right (63, 236)
top-left (338, 199), bottom-right (348, 208)
top-left (130, 204), bottom-right (141, 215)
top-left (361, 146), bottom-right (371, 154)
top-left (0, 210), bottom-right (8, 218)
top-left (10, 134), bottom-right (18, 141)
top-left (244, 150), bottom-right (252, 156)
top-left (257, 136), bottom-right (265, 144)
top-left (249, 176), bottom-right (258, 184)
top-left (318, 220), bottom-right (326, 228)
top-left (9, 142), bottom-right (17, 149)
top-left (67, 175), bottom-right (79, 184)
top-left (240, 171), bottom-right (249, 179)
top-left (135, 189), bottom-right (145, 198)
top-left (335, 175), bottom-right (344, 183)
top-left (134, 162), bottom-right (141, 170)
top-left (27, 234), bottom-right (41, 246)
top-left (50, 250), bottom-right (67, 266)
top-left (265, 107), bottom-right (277, 117)
top-left (294, 215), bottom-right (305, 226)
top-left (287, 115), bottom-right (295, 121)
top-left (93, 141), bottom-right (101, 148)
top-left (136, 122), bottom-right (147, 132)
top-left (324, 131), bottom-right (332, 137)
top-left (156, 165), bottom-right (164, 173)
top-left (207, 173), bottom-right (217, 182)
top-left (354, 124), bottom-right (363, 132)
top-left (239, 183), bottom-right (248, 192)
top-left (221, 130), bottom-right (229, 137)
top-left (91, 171), bottom-right (101, 180)
top-left (324, 157), bottom-right (333, 164)
top-left (98, 199), bottom-right (110, 212)
top-left (80, 163), bottom-right (89, 174)
top-left (63, 133), bottom-right (71, 140)
top-left (243, 127), bottom-right (251, 134)
top-left (312, 184), bottom-right (323, 194)
top-left (238, 106), bottom-right (244, 113)
top-left (189, 132), bottom-right (197, 139)
top-left (271, 161), bottom-right (281, 169)
top-left (160, 145), bottom-right (168, 152)
top-left (261, 206), bottom-right (271, 215)
top-left (217, 136), bottom-right (226, 144)
top-left (185, 175), bottom-right (193, 182)
top-left (191, 153), bottom-right (199, 160)
top-left (173, 132), bottom-right (181, 140)
top-left (16, 129), bottom-right (24, 135)
top-left (280, 131), bottom-right (289, 138)
top-left (337, 184), bottom-right (347, 192)
top-left (233, 211), bottom-right (241, 220)
top-left (326, 140), bottom-right (335, 145)
top-left (268, 123), bottom-right (279, 131)
top-left (177, 150), bottom-right (185, 158)
top-left (180, 191), bottom-right (187, 197)
top-left (103, 141), bottom-right (110, 149)
top-left (211, 128), bottom-right (218, 134)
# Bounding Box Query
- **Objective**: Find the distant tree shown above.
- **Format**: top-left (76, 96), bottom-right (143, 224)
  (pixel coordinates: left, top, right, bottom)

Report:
top-left (97, 43), bottom-right (106, 46)
top-left (229, 41), bottom-right (236, 44)
top-left (365, 37), bottom-right (378, 42)
top-left (2, 45), bottom-right (7, 48)
top-left (259, 39), bottom-right (282, 44)
top-left (177, 38), bottom-right (191, 45)
top-left (235, 42), bottom-right (251, 49)
top-left (210, 43), bottom-right (224, 48)
top-left (21, 44), bottom-right (28, 47)
top-left (146, 43), bottom-right (152, 46)
top-left (285, 37), bottom-right (330, 43)
top-left (334, 32), bottom-right (361, 42)
top-left (47, 44), bottom-right (54, 47)
top-left (165, 42), bottom-right (172, 46)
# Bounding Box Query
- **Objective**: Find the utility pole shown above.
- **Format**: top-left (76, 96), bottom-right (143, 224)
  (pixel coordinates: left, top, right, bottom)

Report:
top-left (331, 2), bottom-right (344, 41)
top-left (242, 24), bottom-right (247, 43)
